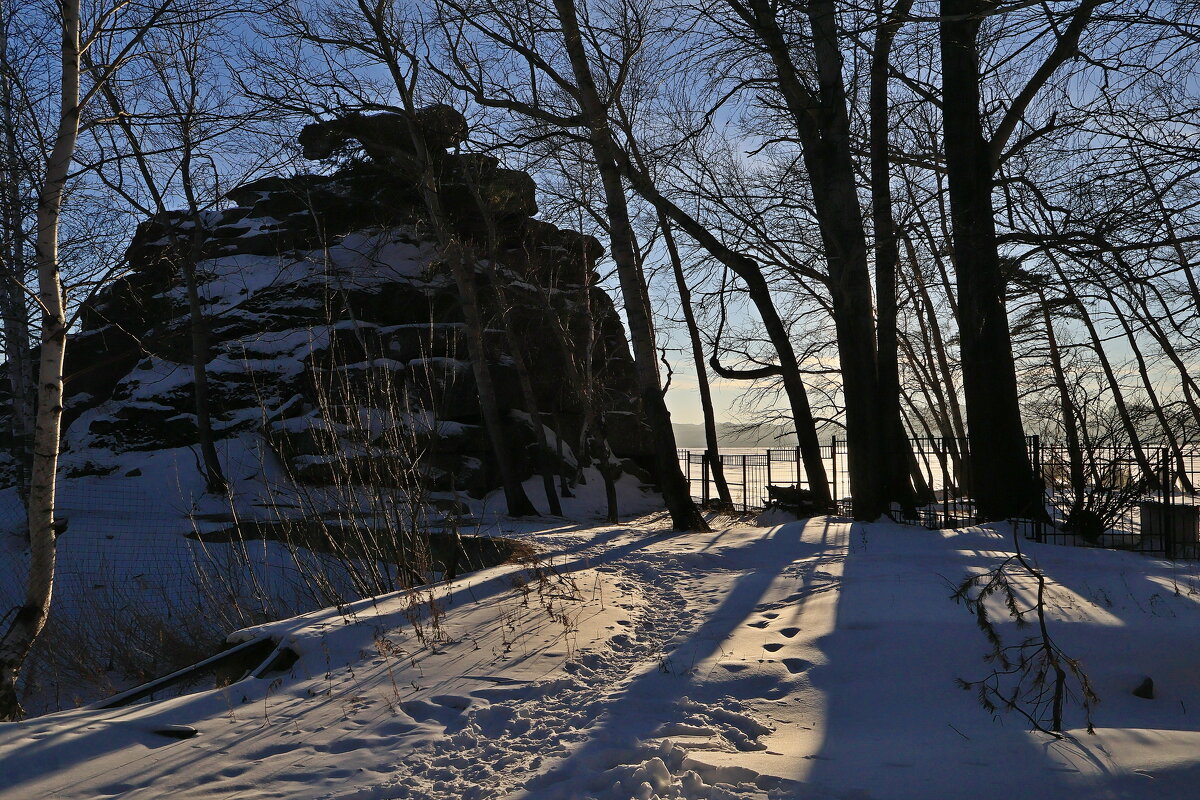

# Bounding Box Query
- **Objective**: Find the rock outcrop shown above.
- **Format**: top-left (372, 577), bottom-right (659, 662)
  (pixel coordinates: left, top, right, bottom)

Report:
top-left (0, 111), bottom-right (651, 498)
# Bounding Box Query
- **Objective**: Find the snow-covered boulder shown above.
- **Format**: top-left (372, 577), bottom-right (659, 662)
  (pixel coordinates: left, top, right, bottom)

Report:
top-left (0, 123), bottom-right (652, 495)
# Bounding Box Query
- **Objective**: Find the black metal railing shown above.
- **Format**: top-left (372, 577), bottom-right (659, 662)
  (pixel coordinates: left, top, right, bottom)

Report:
top-left (678, 436), bottom-right (1200, 557)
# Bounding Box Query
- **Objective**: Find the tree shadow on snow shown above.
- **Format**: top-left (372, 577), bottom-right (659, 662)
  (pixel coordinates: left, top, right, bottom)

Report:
top-left (517, 518), bottom-right (830, 797)
top-left (802, 519), bottom-right (1166, 799)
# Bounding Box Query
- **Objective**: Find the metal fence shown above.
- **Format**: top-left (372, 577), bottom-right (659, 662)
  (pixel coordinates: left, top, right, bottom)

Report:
top-left (679, 437), bottom-right (1200, 558)
top-left (679, 441), bottom-right (851, 514)
top-left (1037, 443), bottom-right (1200, 558)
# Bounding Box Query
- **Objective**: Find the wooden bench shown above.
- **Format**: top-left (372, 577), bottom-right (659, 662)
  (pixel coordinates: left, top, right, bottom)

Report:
top-left (763, 484), bottom-right (827, 516)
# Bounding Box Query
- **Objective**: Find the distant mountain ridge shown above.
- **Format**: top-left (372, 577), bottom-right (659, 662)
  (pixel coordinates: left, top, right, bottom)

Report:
top-left (672, 422), bottom-right (798, 450)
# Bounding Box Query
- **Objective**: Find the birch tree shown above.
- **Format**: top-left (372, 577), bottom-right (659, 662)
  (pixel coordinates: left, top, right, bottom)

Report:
top-left (0, 0), bottom-right (179, 721)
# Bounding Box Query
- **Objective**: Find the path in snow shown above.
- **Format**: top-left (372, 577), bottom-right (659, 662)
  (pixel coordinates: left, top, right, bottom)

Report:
top-left (6, 514), bottom-right (1200, 799)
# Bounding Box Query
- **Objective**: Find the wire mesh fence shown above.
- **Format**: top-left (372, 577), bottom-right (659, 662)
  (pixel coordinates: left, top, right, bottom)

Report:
top-left (0, 479), bottom-right (434, 714)
top-left (0, 481), bottom-right (331, 625)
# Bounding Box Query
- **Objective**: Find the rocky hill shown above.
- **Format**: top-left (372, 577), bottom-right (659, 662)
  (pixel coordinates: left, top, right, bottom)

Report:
top-left (0, 109), bottom-right (651, 501)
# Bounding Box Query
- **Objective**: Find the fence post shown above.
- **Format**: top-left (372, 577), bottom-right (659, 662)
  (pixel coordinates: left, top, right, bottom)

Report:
top-left (702, 451), bottom-right (711, 506)
top-left (942, 437), bottom-right (950, 528)
top-left (1030, 435), bottom-right (1044, 542)
top-left (1162, 449), bottom-right (1174, 559)
top-left (1163, 448), bottom-right (1173, 507)
top-left (742, 457), bottom-right (749, 513)
top-left (766, 451), bottom-right (773, 489)
top-left (830, 436), bottom-right (838, 512)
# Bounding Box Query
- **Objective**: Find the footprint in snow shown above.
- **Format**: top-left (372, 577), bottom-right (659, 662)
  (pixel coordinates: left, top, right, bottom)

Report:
top-left (779, 627), bottom-right (801, 638)
top-left (747, 620), bottom-right (771, 629)
top-left (782, 658), bottom-right (811, 674)
top-left (762, 642), bottom-right (784, 652)
top-left (400, 698), bottom-right (466, 726)
top-left (313, 736), bottom-right (374, 755)
top-left (432, 694), bottom-right (472, 711)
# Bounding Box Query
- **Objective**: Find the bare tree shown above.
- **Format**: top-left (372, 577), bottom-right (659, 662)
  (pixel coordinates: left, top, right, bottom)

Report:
top-left (0, 0), bottom-right (40, 504)
top-left (432, 0), bottom-right (708, 529)
top-left (938, 0), bottom-right (1102, 520)
top-left (0, 0), bottom-right (185, 720)
top-left (549, 0), bottom-right (707, 529)
top-left (869, 0), bottom-right (917, 512)
top-left (658, 216), bottom-right (734, 508)
top-left (80, 9), bottom-right (258, 494)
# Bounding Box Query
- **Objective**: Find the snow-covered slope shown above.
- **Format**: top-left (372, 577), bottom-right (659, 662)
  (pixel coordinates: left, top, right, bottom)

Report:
top-left (5, 512), bottom-right (1200, 800)
top-left (0, 116), bottom-right (660, 721)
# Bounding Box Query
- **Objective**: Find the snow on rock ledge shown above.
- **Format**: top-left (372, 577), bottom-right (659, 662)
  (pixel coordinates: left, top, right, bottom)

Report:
top-left (0, 118), bottom-right (654, 497)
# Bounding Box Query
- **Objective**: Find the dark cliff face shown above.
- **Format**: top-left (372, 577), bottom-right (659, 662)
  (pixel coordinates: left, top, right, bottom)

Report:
top-left (0, 118), bottom-right (652, 495)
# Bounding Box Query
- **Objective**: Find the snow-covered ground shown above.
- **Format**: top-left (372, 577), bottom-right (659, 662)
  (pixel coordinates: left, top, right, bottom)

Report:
top-left (5, 499), bottom-right (1200, 799)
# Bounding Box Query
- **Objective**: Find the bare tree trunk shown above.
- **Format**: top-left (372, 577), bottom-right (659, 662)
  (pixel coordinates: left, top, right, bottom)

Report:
top-left (1037, 288), bottom-right (1087, 514)
top-left (613, 162), bottom-right (831, 507)
top-left (409, 160), bottom-right (537, 517)
top-left (541, 286), bottom-right (592, 482)
top-left (1100, 284), bottom-right (1195, 493)
top-left (733, 0), bottom-right (884, 518)
top-left (529, 272), bottom-right (621, 520)
top-left (805, 0), bottom-right (884, 519)
top-left (592, 416), bottom-right (622, 524)
top-left (553, 0), bottom-right (707, 531)
top-left (554, 412), bottom-right (573, 497)
top-left (1136, 158), bottom-right (1200, 312)
top-left (1118, 275), bottom-right (1200, 432)
top-left (572, 274), bottom-right (620, 522)
top-left (348, 6), bottom-right (538, 517)
top-left (458, 159), bottom-right (563, 516)
top-left (90, 62), bottom-right (227, 493)
top-left (444, 242), bottom-right (538, 516)
top-left (904, 180), bottom-right (960, 320)
top-left (940, 0), bottom-right (1038, 520)
top-left (486, 268), bottom-right (563, 516)
top-left (179, 147), bottom-right (228, 494)
top-left (1050, 261), bottom-right (1159, 486)
top-left (900, 235), bottom-right (969, 488)
top-left (902, 233), bottom-right (968, 444)
top-left (939, 0), bottom-right (1100, 519)
top-left (0, 0), bottom-right (80, 720)
top-left (659, 215), bottom-right (733, 508)
top-left (870, 0), bottom-right (916, 515)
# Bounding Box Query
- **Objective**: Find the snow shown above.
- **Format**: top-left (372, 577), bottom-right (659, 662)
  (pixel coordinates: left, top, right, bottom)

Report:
top-left (118, 359), bottom-right (195, 403)
top-left (511, 410), bottom-right (579, 469)
top-left (6, 489), bottom-right (1200, 798)
top-left (191, 253), bottom-right (307, 311)
top-left (320, 231), bottom-right (433, 279)
top-left (162, 230), bottom-right (437, 322)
